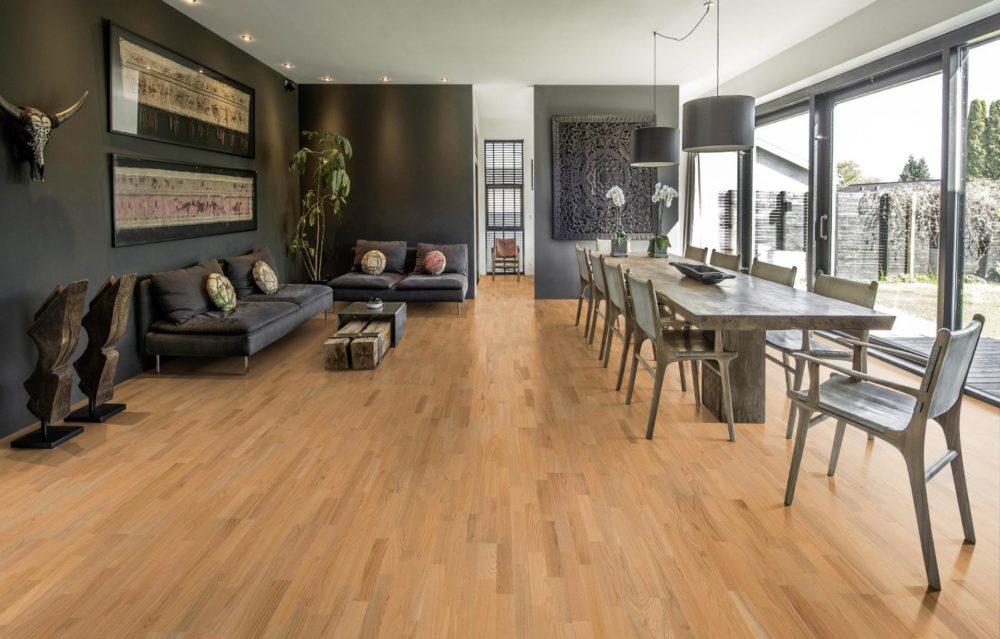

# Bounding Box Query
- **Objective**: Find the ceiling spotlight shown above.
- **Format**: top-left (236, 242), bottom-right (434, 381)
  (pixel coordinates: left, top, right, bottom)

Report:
top-left (185, 0), bottom-right (199, 4)
top-left (281, 62), bottom-right (295, 69)
top-left (321, 75), bottom-right (334, 82)
top-left (239, 34), bottom-right (254, 42)
top-left (378, 75), bottom-right (391, 83)
top-left (440, 77), bottom-right (449, 83)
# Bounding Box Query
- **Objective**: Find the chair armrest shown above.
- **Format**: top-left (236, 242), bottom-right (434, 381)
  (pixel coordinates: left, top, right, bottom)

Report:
top-left (836, 337), bottom-right (929, 366)
top-left (788, 352), bottom-right (928, 400)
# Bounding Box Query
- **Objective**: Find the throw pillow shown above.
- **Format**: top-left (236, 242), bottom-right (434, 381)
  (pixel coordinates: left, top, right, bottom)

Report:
top-left (423, 250), bottom-right (446, 275)
top-left (415, 243), bottom-right (468, 275)
top-left (352, 240), bottom-right (407, 274)
top-left (223, 247), bottom-right (278, 297)
top-left (151, 260), bottom-right (224, 324)
top-left (252, 260), bottom-right (279, 294)
top-left (361, 250), bottom-right (387, 275)
top-left (206, 273), bottom-right (237, 312)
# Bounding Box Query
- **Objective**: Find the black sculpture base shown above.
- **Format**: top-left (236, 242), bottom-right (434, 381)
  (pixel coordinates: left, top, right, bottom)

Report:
top-left (65, 402), bottom-right (126, 423)
top-left (11, 422), bottom-right (84, 449)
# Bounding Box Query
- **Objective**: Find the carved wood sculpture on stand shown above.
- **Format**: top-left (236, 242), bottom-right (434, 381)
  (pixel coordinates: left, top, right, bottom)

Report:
top-left (66, 274), bottom-right (137, 423)
top-left (12, 280), bottom-right (88, 449)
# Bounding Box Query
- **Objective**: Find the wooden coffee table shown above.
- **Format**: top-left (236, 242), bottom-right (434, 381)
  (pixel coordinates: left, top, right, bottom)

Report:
top-left (336, 302), bottom-right (407, 346)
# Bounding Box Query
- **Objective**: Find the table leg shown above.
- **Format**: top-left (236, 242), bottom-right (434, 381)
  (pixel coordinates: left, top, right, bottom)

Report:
top-left (701, 330), bottom-right (766, 424)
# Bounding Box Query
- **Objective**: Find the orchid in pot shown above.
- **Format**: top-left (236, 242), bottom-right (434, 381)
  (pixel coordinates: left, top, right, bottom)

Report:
top-left (605, 185), bottom-right (628, 256)
top-left (649, 182), bottom-right (678, 257)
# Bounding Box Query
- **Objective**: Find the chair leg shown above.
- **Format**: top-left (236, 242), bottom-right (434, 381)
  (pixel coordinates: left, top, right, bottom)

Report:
top-left (719, 360), bottom-right (735, 442)
top-left (690, 361), bottom-right (701, 406)
top-left (584, 293), bottom-right (594, 338)
top-left (491, 254), bottom-right (496, 282)
top-left (828, 420), bottom-right (847, 476)
top-left (616, 323), bottom-right (632, 391)
top-left (575, 292), bottom-right (584, 326)
top-left (784, 407), bottom-right (812, 506)
top-left (905, 452), bottom-right (941, 590)
top-left (782, 352), bottom-right (792, 390)
top-left (602, 312), bottom-right (616, 369)
top-left (678, 353), bottom-right (687, 391)
top-left (645, 361), bottom-right (668, 440)
top-left (785, 359), bottom-right (805, 439)
top-left (941, 416), bottom-right (975, 543)
top-left (599, 308), bottom-right (612, 362)
top-left (625, 337), bottom-right (643, 405)
top-left (588, 299), bottom-right (601, 345)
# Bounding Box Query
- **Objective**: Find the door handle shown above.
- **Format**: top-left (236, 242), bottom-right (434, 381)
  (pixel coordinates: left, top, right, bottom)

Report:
top-left (818, 214), bottom-right (829, 240)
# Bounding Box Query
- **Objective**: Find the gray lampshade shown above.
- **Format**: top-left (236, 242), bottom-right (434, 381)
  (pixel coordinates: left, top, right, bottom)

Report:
top-left (629, 126), bottom-right (680, 167)
top-left (682, 95), bottom-right (755, 152)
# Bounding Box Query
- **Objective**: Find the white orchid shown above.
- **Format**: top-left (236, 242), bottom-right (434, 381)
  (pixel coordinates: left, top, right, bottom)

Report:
top-left (605, 185), bottom-right (625, 208)
top-left (651, 182), bottom-right (678, 207)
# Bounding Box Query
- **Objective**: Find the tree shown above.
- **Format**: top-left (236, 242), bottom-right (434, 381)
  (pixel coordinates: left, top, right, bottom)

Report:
top-left (985, 100), bottom-right (1000, 179)
top-left (899, 154), bottom-right (931, 182)
top-left (836, 160), bottom-right (878, 187)
top-left (967, 99), bottom-right (988, 178)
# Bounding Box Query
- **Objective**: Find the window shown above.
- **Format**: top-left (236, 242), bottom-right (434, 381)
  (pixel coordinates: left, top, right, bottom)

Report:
top-left (693, 152), bottom-right (739, 253)
top-left (484, 140), bottom-right (524, 273)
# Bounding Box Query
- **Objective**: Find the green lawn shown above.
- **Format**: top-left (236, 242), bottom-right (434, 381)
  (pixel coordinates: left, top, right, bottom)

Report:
top-left (875, 281), bottom-right (1000, 338)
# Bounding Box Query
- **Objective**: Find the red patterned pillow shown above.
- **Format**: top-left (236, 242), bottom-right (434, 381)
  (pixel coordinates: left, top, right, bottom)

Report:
top-left (423, 250), bottom-right (446, 275)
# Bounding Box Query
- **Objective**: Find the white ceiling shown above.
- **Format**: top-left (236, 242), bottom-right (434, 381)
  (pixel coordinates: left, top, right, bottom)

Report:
top-left (163, 0), bottom-right (877, 89)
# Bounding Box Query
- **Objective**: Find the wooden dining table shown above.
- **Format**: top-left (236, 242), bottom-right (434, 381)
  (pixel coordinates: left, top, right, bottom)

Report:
top-left (606, 254), bottom-right (896, 423)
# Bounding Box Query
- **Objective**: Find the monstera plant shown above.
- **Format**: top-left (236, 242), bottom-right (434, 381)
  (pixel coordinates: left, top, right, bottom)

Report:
top-left (289, 131), bottom-right (352, 282)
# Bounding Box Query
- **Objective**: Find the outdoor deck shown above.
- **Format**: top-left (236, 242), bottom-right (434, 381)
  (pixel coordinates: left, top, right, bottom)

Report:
top-left (889, 334), bottom-right (1000, 405)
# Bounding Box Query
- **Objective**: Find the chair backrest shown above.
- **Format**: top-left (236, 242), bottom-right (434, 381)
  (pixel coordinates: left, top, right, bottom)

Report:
top-left (625, 271), bottom-right (661, 341)
top-left (684, 245), bottom-right (709, 262)
top-left (709, 250), bottom-right (741, 271)
top-left (588, 251), bottom-right (607, 294)
top-left (495, 238), bottom-right (518, 258)
top-left (575, 245), bottom-right (591, 283)
top-left (922, 314), bottom-right (985, 419)
top-left (749, 258), bottom-right (797, 287)
top-left (602, 258), bottom-right (628, 311)
top-left (814, 271), bottom-right (878, 339)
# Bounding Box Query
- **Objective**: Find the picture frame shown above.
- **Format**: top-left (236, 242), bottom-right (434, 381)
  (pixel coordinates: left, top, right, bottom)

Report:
top-left (111, 155), bottom-right (257, 247)
top-left (107, 22), bottom-right (255, 158)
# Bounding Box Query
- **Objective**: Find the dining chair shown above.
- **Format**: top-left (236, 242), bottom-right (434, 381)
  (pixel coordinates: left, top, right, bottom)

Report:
top-left (600, 258), bottom-right (632, 387)
top-left (574, 246), bottom-right (593, 337)
top-left (709, 250), bottom-right (741, 271)
top-left (770, 272), bottom-right (879, 438)
top-left (587, 251), bottom-right (609, 351)
top-left (749, 257), bottom-right (797, 287)
top-left (491, 237), bottom-right (520, 282)
top-left (625, 272), bottom-right (738, 441)
top-left (684, 245), bottom-right (709, 262)
top-left (784, 314), bottom-right (985, 591)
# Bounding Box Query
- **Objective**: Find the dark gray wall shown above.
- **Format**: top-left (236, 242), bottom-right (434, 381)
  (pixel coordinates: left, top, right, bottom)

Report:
top-left (298, 84), bottom-right (476, 298)
top-left (533, 86), bottom-right (680, 298)
top-left (0, 0), bottom-right (299, 437)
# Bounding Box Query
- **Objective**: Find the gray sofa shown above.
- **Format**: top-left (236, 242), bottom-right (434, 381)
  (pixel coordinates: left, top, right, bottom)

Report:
top-left (327, 242), bottom-right (469, 312)
top-left (138, 248), bottom-right (332, 373)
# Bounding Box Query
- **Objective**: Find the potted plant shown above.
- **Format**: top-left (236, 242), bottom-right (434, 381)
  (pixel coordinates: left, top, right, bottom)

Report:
top-left (289, 131), bottom-right (352, 283)
top-left (606, 185), bottom-right (628, 256)
top-left (648, 182), bottom-right (678, 257)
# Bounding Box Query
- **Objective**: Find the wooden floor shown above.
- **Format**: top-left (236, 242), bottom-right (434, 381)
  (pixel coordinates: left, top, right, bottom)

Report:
top-left (1, 277), bottom-right (998, 638)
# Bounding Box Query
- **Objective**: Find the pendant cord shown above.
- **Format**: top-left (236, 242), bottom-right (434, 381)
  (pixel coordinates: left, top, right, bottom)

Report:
top-left (653, 32), bottom-right (657, 116)
top-left (716, 0), bottom-right (721, 96)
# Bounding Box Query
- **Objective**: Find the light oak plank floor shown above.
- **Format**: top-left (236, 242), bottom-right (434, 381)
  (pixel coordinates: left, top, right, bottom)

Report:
top-left (0, 277), bottom-right (997, 638)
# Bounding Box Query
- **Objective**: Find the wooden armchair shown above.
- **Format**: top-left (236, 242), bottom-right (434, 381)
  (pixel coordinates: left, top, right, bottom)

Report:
top-left (491, 238), bottom-right (521, 281)
top-left (784, 314), bottom-right (986, 590)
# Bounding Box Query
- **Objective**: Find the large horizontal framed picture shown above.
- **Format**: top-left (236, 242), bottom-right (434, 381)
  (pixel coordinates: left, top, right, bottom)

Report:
top-left (108, 23), bottom-right (255, 157)
top-left (111, 156), bottom-right (257, 247)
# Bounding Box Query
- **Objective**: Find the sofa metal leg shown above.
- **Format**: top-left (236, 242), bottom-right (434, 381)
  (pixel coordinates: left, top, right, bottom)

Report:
top-left (243, 356), bottom-right (250, 375)
top-left (457, 303), bottom-right (461, 316)
top-left (155, 355), bottom-right (160, 374)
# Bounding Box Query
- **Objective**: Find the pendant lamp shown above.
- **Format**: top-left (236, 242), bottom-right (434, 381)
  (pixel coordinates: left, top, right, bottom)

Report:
top-left (630, 32), bottom-right (679, 167)
top-left (681, 0), bottom-right (754, 153)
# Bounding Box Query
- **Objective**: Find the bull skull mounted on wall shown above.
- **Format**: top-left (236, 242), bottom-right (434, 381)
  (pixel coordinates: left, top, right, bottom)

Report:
top-left (0, 90), bottom-right (88, 182)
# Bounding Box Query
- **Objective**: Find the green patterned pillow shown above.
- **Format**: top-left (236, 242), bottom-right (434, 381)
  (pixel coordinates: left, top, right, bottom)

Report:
top-left (206, 273), bottom-right (237, 312)
top-left (252, 260), bottom-right (279, 294)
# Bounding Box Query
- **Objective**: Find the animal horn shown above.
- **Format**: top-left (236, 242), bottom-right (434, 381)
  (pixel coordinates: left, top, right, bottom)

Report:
top-left (53, 90), bottom-right (89, 126)
top-left (0, 93), bottom-right (22, 119)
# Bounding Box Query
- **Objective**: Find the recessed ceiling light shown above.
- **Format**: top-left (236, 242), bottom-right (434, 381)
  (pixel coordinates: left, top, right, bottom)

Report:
top-left (378, 75), bottom-right (391, 83)
top-left (239, 34), bottom-right (254, 42)
top-left (281, 62), bottom-right (295, 69)
top-left (440, 77), bottom-right (449, 83)
top-left (321, 75), bottom-right (334, 82)
top-left (185, 0), bottom-right (199, 4)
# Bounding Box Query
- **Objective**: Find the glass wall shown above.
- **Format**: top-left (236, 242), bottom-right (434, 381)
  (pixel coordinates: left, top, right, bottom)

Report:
top-left (692, 152), bottom-right (739, 254)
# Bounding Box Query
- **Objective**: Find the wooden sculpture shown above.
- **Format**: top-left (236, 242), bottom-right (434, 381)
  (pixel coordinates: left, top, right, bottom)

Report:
top-left (67, 274), bottom-right (137, 423)
top-left (13, 280), bottom-right (88, 448)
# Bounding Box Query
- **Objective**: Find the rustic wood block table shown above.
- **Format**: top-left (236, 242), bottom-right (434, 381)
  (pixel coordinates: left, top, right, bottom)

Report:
top-left (336, 302), bottom-right (407, 346)
top-left (606, 255), bottom-right (895, 423)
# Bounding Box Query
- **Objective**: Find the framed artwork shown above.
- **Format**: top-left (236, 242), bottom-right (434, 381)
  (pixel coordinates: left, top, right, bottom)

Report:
top-left (551, 115), bottom-right (657, 240)
top-left (111, 156), bottom-right (257, 247)
top-left (108, 23), bottom-right (255, 157)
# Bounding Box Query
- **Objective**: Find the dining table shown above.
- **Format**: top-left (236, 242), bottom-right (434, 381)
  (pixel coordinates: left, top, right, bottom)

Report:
top-left (605, 254), bottom-right (896, 424)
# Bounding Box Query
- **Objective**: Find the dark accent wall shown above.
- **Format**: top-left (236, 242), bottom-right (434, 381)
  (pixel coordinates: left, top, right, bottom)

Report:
top-left (0, 0), bottom-right (299, 437)
top-left (298, 84), bottom-right (476, 297)
top-left (533, 86), bottom-right (680, 298)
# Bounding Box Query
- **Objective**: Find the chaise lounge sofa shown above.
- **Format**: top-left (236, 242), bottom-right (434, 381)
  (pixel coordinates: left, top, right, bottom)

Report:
top-left (327, 240), bottom-right (469, 313)
top-left (137, 248), bottom-right (332, 373)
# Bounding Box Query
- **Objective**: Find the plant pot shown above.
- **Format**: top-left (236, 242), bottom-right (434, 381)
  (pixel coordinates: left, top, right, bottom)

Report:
top-left (610, 239), bottom-right (629, 257)
top-left (647, 239), bottom-right (669, 258)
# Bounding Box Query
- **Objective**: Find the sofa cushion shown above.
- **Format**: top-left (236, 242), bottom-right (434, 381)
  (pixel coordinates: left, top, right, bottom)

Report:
top-left (224, 247), bottom-right (279, 297)
top-left (151, 260), bottom-right (225, 324)
top-left (396, 273), bottom-right (467, 291)
top-left (243, 284), bottom-right (331, 307)
top-left (415, 243), bottom-right (468, 275)
top-left (150, 300), bottom-right (299, 336)
top-left (353, 240), bottom-right (407, 274)
top-left (328, 271), bottom-right (403, 290)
